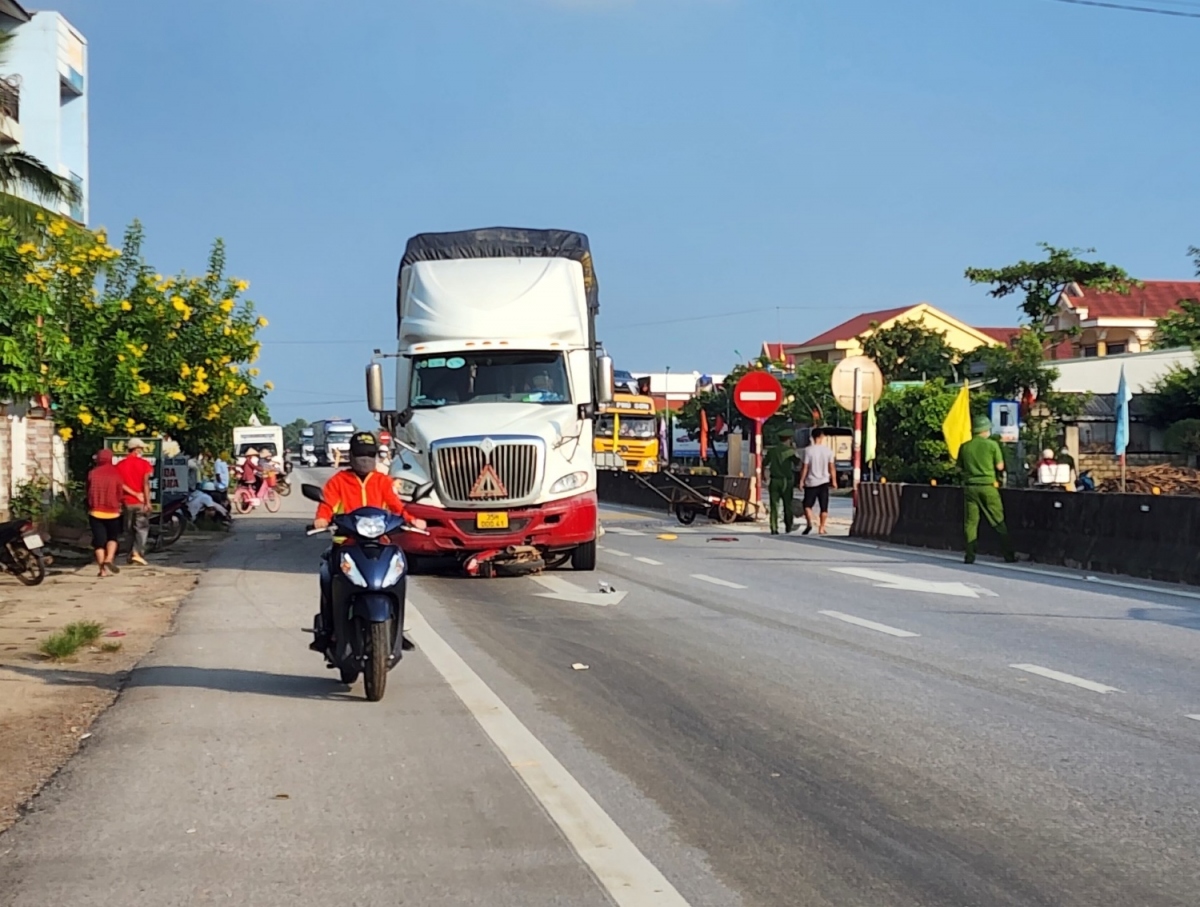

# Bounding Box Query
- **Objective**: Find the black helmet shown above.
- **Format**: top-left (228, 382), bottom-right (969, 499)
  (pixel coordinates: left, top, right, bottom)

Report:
top-left (349, 432), bottom-right (378, 457)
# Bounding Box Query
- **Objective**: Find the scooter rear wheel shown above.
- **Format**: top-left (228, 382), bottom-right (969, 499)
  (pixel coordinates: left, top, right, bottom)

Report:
top-left (363, 619), bottom-right (391, 702)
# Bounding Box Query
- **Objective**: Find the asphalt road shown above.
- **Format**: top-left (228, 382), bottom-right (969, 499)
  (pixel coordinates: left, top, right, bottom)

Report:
top-left (5, 469), bottom-right (1200, 905)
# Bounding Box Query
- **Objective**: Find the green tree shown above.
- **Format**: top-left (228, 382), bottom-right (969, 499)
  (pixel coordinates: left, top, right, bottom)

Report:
top-left (283, 418), bottom-right (310, 449)
top-left (0, 32), bottom-right (81, 227)
top-left (1151, 248), bottom-right (1200, 350)
top-left (965, 243), bottom-right (1133, 340)
top-left (859, 318), bottom-right (959, 382)
top-left (873, 381), bottom-right (984, 484)
top-left (1146, 367), bottom-right (1200, 428)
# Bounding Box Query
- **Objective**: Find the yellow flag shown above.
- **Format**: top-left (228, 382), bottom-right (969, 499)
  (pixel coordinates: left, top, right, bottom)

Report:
top-left (942, 382), bottom-right (972, 461)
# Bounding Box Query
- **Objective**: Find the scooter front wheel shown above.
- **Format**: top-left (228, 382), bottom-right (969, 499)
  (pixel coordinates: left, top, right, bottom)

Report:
top-left (363, 619), bottom-right (391, 702)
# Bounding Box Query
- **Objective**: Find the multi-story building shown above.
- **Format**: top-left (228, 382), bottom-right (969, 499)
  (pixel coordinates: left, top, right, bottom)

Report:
top-left (0, 2), bottom-right (88, 223)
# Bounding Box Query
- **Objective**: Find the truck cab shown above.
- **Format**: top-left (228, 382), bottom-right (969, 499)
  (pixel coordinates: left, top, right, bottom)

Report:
top-left (369, 228), bottom-right (613, 572)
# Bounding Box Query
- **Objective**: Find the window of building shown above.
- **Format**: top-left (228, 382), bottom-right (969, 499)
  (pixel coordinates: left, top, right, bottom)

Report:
top-left (1083, 345), bottom-right (1098, 357)
top-left (1107, 343), bottom-right (1126, 355)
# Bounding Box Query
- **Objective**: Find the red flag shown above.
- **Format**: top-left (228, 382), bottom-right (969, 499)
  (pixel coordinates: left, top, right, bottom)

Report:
top-left (699, 410), bottom-right (709, 461)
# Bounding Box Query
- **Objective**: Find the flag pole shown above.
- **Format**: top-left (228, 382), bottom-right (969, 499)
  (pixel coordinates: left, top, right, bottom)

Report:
top-left (1121, 453), bottom-right (1126, 493)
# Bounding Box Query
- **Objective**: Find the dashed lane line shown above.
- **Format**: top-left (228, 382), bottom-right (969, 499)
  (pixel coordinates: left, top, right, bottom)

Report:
top-left (818, 610), bottom-right (919, 638)
top-left (690, 574), bottom-right (747, 590)
top-left (607, 549), bottom-right (632, 558)
top-left (635, 557), bottom-right (663, 566)
top-left (1010, 663), bottom-right (1122, 694)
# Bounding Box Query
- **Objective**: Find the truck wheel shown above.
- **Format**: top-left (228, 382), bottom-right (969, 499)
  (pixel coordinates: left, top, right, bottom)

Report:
top-left (571, 540), bottom-right (597, 571)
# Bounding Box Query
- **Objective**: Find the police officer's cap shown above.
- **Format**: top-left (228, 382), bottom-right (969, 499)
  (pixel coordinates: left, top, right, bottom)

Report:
top-left (349, 432), bottom-right (379, 457)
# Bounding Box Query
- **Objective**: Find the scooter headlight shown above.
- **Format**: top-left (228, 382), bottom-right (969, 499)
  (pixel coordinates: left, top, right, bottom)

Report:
top-left (382, 551), bottom-right (407, 586)
top-left (339, 552), bottom-right (368, 587)
top-left (355, 514), bottom-right (388, 538)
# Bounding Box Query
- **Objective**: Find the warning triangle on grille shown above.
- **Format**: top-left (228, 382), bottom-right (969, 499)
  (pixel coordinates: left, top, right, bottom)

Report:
top-left (470, 463), bottom-right (508, 499)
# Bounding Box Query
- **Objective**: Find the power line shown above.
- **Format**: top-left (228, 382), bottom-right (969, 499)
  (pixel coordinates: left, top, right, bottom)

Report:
top-left (1046, 0), bottom-right (1200, 18)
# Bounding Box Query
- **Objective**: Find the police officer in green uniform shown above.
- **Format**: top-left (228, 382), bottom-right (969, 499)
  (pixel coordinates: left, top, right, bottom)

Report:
top-left (958, 414), bottom-right (1016, 564)
top-left (764, 432), bottom-right (797, 535)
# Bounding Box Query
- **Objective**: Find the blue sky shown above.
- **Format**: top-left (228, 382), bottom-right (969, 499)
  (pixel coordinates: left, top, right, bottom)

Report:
top-left (51, 0), bottom-right (1199, 423)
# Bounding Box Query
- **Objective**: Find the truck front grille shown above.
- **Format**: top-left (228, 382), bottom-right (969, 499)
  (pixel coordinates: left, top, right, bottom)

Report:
top-left (433, 439), bottom-right (542, 507)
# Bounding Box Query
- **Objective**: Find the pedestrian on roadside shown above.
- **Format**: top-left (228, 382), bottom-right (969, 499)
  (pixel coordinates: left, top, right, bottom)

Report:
top-left (87, 449), bottom-right (132, 578)
top-left (958, 415), bottom-right (1016, 565)
top-left (213, 451), bottom-right (231, 507)
top-left (764, 431), bottom-right (797, 535)
top-left (116, 438), bottom-right (154, 567)
top-left (799, 428), bottom-right (838, 535)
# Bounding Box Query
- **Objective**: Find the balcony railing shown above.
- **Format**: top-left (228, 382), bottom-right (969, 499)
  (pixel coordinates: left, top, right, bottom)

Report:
top-left (0, 77), bottom-right (20, 123)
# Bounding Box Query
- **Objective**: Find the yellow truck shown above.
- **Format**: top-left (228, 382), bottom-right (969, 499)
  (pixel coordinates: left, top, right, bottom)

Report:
top-left (595, 394), bottom-right (659, 472)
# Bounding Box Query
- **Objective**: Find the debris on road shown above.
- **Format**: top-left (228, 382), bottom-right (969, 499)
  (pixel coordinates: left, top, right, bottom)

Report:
top-left (571, 663), bottom-right (590, 671)
top-left (708, 537), bottom-right (740, 543)
top-left (598, 581), bottom-right (616, 594)
top-left (657, 534), bottom-right (678, 541)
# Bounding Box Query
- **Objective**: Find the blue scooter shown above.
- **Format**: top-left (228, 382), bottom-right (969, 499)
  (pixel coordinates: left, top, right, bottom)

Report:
top-left (302, 484), bottom-right (426, 702)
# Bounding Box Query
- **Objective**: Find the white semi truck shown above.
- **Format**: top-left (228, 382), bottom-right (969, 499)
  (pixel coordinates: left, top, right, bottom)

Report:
top-left (310, 418), bottom-right (356, 467)
top-left (366, 227), bottom-right (614, 574)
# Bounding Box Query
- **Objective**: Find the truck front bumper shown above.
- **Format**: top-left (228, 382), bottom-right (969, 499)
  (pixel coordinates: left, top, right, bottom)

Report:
top-left (400, 491), bottom-right (598, 557)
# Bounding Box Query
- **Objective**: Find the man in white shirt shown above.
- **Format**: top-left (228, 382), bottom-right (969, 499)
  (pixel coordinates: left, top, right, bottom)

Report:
top-left (799, 428), bottom-right (838, 536)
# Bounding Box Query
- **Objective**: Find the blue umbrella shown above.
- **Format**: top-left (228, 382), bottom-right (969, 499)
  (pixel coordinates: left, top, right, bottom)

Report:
top-left (1115, 364), bottom-right (1131, 491)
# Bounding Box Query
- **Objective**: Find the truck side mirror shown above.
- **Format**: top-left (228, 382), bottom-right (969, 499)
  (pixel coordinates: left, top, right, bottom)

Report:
top-left (597, 355), bottom-right (615, 404)
top-left (366, 362), bottom-right (385, 413)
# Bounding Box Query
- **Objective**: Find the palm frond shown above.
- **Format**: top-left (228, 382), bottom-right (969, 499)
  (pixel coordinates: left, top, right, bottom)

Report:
top-left (0, 150), bottom-right (80, 205)
top-left (0, 191), bottom-right (59, 236)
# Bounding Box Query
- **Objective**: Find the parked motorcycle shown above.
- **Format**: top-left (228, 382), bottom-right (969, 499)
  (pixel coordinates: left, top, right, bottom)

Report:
top-left (0, 518), bottom-right (48, 586)
top-left (301, 483), bottom-right (426, 702)
top-left (149, 498), bottom-right (187, 551)
top-left (1075, 469), bottom-right (1096, 492)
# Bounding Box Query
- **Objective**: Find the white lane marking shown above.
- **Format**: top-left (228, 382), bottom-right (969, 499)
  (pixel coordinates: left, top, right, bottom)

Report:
top-left (1186, 715), bottom-right (1200, 722)
top-left (606, 527), bottom-right (647, 537)
top-left (607, 549), bottom-right (632, 558)
top-left (831, 567), bottom-right (985, 599)
top-left (818, 610), bottom-right (920, 638)
top-left (837, 538), bottom-right (1200, 603)
top-left (690, 574), bottom-right (747, 589)
top-left (409, 606), bottom-right (689, 906)
top-left (1009, 664), bottom-right (1122, 694)
top-left (531, 575), bottom-right (628, 606)
top-left (635, 557), bottom-right (663, 566)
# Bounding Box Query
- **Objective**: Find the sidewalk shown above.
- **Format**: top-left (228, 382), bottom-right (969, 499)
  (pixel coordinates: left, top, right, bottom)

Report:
top-left (0, 532), bottom-right (225, 833)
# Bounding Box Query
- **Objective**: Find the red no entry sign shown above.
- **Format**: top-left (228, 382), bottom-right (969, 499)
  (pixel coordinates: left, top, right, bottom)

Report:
top-left (733, 371), bottom-right (784, 421)
top-left (378, 430), bottom-right (392, 447)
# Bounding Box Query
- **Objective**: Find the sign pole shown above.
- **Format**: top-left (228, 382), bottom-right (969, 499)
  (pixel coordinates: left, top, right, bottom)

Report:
top-left (1120, 452), bottom-right (1126, 493)
top-left (755, 418), bottom-right (764, 507)
top-left (851, 368), bottom-right (862, 509)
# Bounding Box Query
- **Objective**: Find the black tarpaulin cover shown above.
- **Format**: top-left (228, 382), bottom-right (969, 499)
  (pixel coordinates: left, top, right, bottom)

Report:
top-left (398, 227), bottom-right (599, 326)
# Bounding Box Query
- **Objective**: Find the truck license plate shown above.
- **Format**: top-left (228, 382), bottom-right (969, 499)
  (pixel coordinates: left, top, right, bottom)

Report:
top-left (476, 512), bottom-right (509, 530)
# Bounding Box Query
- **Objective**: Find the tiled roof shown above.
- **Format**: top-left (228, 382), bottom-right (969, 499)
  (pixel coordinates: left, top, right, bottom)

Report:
top-left (761, 342), bottom-right (799, 364)
top-left (793, 306), bottom-right (915, 349)
top-left (977, 327), bottom-right (1021, 345)
top-left (1064, 281), bottom-right (1200, 321)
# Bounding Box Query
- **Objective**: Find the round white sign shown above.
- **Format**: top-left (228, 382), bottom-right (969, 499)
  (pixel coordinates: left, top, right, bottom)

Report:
top-left (830, 356), bottom-right (884, 413)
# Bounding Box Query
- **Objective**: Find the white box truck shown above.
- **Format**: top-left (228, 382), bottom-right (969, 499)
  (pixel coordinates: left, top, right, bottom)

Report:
top-left (366, 227), bottom-right (614, 573)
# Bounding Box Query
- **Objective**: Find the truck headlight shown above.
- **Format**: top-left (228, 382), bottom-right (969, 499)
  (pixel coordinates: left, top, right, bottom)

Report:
top-left (550, 471), bottom-right (589, 494)
top-left (340, 552), bottom-right (368, 587)
top-left (642, 459), bottom-right (657, 471)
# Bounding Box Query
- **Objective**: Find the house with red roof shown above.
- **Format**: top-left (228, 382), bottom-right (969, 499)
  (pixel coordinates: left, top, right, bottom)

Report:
top-left (784, 303), bottom-right (1016, 365)
top-left (1051, 281), bottom-right (1200, 358)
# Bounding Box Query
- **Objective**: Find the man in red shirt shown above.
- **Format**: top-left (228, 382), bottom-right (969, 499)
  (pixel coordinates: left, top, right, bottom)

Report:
top-left (115, 438), bottom-right (154, 566)
top-left (310, 432), bottom-right (425, 652)
top-left (88, 449), bottom-right (133, 577)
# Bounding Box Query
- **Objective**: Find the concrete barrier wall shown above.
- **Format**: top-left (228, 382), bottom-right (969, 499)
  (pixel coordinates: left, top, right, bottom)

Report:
top-left (852, 482), bottom-right (1200, 585)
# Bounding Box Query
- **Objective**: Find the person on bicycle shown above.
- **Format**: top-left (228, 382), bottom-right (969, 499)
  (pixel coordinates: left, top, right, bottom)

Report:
top-left (310, 432), bottom-right (426, 651)
top-left (239, 448), bottom-right (264, 494)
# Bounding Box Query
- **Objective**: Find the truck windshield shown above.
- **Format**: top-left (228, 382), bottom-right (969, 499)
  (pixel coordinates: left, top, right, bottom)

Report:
top-left (596, 415), bottom-right (656, 439)
top-left (327, 431), bottom-right (354, 445)
top-left (411, 352), bottom-right (570, 407)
